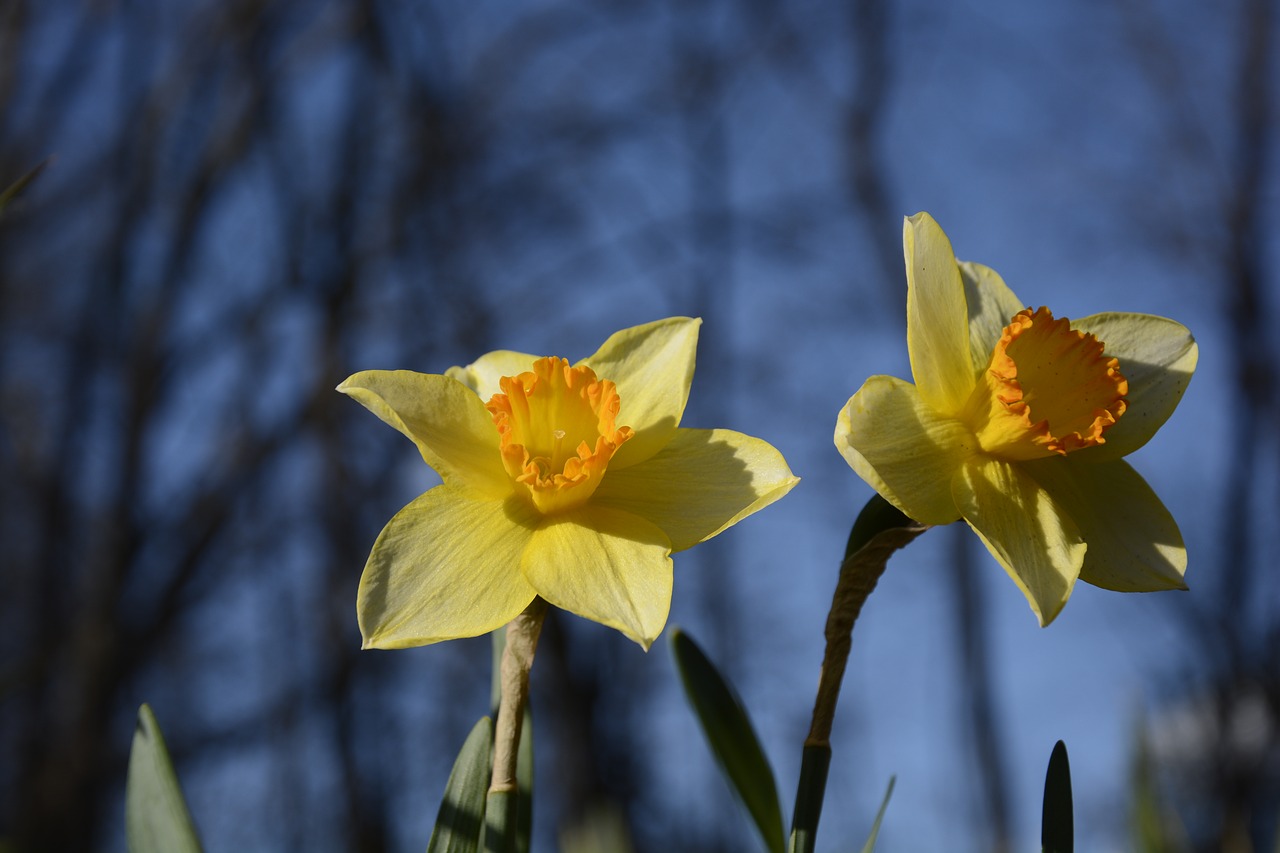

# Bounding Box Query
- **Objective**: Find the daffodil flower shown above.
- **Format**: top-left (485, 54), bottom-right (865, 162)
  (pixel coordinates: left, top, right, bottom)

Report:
top-left (340, 317), bottom-right (798, 650)
top-left (836, 213), bottom-right (1197, 625)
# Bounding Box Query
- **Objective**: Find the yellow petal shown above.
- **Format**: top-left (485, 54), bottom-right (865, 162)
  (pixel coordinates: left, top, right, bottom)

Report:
top-left (446, 349), bottom-right (541, 399)
top-left (337, 370), bottom-right (511, 497)
top-left (1024, 457), bottom-right (1187, 591)
top-left (523, 506), bottom-right (673, 649)
top-left (591, 428), bottom-right (799, 552)
top-left (835, 375), bottom-right (973, 525)
top-left (905, 213), bottom-right (975, 415)
top-left (579, 317), bottom-right (701, 468)
top-left (1068, 313), bottom-right (1198, 461)
top-left (958, 259), bottom-right (1027, 375)
top-left (952, 457), bottom-right (1086, 626)
top-left (357, 488), bottom-right (539, 648)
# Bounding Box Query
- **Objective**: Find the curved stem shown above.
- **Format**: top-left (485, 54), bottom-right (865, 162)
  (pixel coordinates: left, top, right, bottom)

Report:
top-left (789, 495), bottom-right (928, 853)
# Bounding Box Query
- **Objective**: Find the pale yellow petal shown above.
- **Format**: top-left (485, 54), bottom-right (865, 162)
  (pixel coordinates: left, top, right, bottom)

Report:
top-left (523, 507), bottom-right (673, 649)
top-left (1024, 457), bottom-right (1187, 591)
top-left (579, 317), bottom-right (701, 468)
top-left (338, 370), bottom-right (510, 497)
top-left (905, 213), bottom-right (975, 415)
top-left (357, 488), bottom-right (539, 648)
top-left (835, 375), bottom-right (973, 525)
top-left (952, 457), bottom-right (1086, 626)
top-left (592, 427), bottom-right (799, 552)
top-left (446, 349), bottom-right (541, 400)
top-left (1069, 313), bottom-right (1198, 461)
top-left (958, 259), bottom-right (1026, 373)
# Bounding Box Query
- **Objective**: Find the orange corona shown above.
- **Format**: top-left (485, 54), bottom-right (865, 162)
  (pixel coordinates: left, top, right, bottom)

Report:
top-left (486, 357), bottom-right (634, 514)
top-left (963, 307), bottom-right (1128, 461)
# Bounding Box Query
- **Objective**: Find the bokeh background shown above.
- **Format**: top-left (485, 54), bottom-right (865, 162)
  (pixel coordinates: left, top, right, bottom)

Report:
top-left (2, 0), bottom-right (1277, 851)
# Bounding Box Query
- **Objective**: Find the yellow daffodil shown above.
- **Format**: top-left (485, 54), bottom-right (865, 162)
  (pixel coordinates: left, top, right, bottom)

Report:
top-left (836, 213), bottom-right (1198, 625)
top-left (340, 317), bottom-right (798, 650)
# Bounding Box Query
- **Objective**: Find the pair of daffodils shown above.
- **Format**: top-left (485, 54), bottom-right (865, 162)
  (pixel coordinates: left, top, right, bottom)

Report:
top-left (341, 212), bottom-right (1196, 649)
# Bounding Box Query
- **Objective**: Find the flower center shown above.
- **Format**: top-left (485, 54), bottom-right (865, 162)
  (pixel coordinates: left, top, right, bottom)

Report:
top-left (486, 356), bottom-right (634, 514)
top-left (962, 307), bottom-right (1128, 461)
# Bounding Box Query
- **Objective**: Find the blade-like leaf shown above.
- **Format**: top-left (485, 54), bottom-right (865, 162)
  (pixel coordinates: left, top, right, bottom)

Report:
top-left (428, 717), bottom-right (494, 853)
top-left (671, 628), bottom-right (785, 853)
top-left (515, 707), bottom-right (533, 853)
top-left (858, 776), bottom-right (896, 853)
top-left (482, 789), bottom-right (515, 853)
top-left (1042, 740), bottom-right (1073, 853)
top-left (125, 704), bottom-right (203, 853)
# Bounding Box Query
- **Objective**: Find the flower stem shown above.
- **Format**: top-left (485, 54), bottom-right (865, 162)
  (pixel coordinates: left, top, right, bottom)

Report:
top-left (484, 597), bottom-right (547, 853)
top-left (788, 495), bottom-right (928, 853)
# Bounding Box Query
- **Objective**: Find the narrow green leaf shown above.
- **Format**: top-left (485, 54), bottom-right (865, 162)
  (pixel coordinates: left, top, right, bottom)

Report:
top-left (858, 776), bottom-right (895, 853)
top-left (482, 789), bottom-right (516, 853)
top-left (125, 704), bottom-right (203, 853)
top-left (428, 717), bottom-right (494, 853)
top-left (1041, 740), bottom-right (1073, 853)
top-left (671, 628), bottom-right (785, 853)
top-left (515, 707), bottom-right (533, 853)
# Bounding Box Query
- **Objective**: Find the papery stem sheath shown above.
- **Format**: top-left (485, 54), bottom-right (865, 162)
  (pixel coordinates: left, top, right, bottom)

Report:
top-left (484, 597), bottom-right (547, 853)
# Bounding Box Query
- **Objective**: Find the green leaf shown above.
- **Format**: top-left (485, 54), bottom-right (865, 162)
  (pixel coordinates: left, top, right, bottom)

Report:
top-left (671, 628), bottom-right (785, 853)
top-left (482, 789), bottom-right (516, 853)
top-left (1041, 740), bottom-right (1073, 853)
top-left (515, 706), bottom-right (533, 853)
top-left (858, 776), bottom-right (895, 853)
top-left (125, 704), bottom-right (203, 853)
top-left (428, 717), bottom-right (494, 853)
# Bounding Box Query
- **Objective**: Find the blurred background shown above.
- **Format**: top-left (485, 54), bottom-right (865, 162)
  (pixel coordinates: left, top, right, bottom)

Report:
top-left (1, 0), bottom-right (1277, 850)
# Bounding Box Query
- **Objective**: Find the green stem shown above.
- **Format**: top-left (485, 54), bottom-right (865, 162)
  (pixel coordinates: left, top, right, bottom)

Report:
top-left (483, 598), bottom-right (547, 853)
top-left (789, 495), bottom-right (928, 853)
top-left (787, 745), bottom-right (831, 853)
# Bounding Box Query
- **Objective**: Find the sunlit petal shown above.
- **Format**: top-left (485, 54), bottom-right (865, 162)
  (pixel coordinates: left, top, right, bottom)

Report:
top-left (836, 375), bottom-right (973, 525)
top-left (593, 427), bottom-right (799, 552)
top-left (357, 488), bottom-right (539, 648)
top-left (523, 507), bottom-right (673, 649)
top-left (952, 457), bottom-right (1085, 626)
top-left (905, 212), bottom-right (975, 415)
top-left (337, 370), bottom-right (510, 496)
top-left (446, 349), bottom-right (541, 399)
top-left (1025, 457), bottom-right (1187, 591)
top-left (1069, 313), bottom-right (1198, 461)
top-left (579, 317), bottom-right (701, 468)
